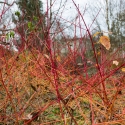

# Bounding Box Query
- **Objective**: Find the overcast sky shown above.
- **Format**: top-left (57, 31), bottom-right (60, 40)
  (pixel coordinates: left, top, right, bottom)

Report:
top-left (42, 0), bottom-right (98, 36)
top-left (42, 0), bottom-right (89, 19)
top-left (42, 0), bottom-right (107, 31)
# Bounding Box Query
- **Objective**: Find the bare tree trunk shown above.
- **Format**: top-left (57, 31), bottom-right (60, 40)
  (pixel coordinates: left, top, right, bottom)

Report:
top-left (105, 0), bottom-right (110, 30)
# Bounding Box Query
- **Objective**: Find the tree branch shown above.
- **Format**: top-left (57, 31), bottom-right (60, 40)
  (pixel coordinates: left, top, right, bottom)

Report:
top-left (0, 29), bottom-right (14, 32)
top-left (0, 1), bottom-right (16, 6)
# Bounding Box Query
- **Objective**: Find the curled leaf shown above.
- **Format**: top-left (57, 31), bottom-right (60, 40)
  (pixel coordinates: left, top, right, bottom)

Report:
top-left (15, 11), bottom-right (20, 17)
top-left (93, 32), bottom-right (101, 38)
top-left (121, 68), bottom-right (125, 72)
top-left (10, 31), bottom-right (15, 38)
top-left (99, 36), bottom-right (111, 50)
top-left (97, 51), bottom-right (101, 56)
top-left (44, 54), bottom-right (49, 59)
top-left (56, 55), bottom-right (61, 62)
top-left (28, 22), bottom-right (32, 29)
top-left (113, 60), bottom-right (119, 66)
top-left (33, 16), bottom-right (38, 21)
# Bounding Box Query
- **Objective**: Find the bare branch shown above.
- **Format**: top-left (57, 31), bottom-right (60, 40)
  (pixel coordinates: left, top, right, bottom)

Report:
top-left (0, 1), bottom-right (16, 6)
top-left (0, 28), bottom-right (14, 32)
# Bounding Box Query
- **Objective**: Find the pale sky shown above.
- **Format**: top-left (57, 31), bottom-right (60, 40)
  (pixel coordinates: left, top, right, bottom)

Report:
top-left (42, 0), bottom-right (96, 36)
top-left (42, 0), bottom-right (108, 32)
top-left (42, 0), bottom-right (89, 19)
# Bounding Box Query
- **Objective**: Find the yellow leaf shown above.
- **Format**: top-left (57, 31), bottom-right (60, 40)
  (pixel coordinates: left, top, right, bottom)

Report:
top-left (93, 32), bottom-right (101, 38)
top-left (95, 64), bottom-right (98, 67)
top-left (113, 60), bottom-right (119, 66)
top-left (56, 55), bottom-right (61, 62)
top-left (44, 54), bottom-right (49, 59)
top-left (97, 51), bottom-right (101, 56)
top-left (121, 68), bottom-right (125, 72)
top-left (99, 36), bottom-right (111, 50)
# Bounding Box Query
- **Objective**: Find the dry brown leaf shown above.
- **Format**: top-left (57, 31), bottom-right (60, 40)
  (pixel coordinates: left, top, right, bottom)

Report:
top-left (44, 54), bottom-right (49, 59)
top-left (121, 68), bottom-right (125, 72)
top-left (99, 36), bottom-right (111, 50)
top-left (56, 55), bottom-right (61, 62)
top-left (113, 60), bottom-right (119, 66)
